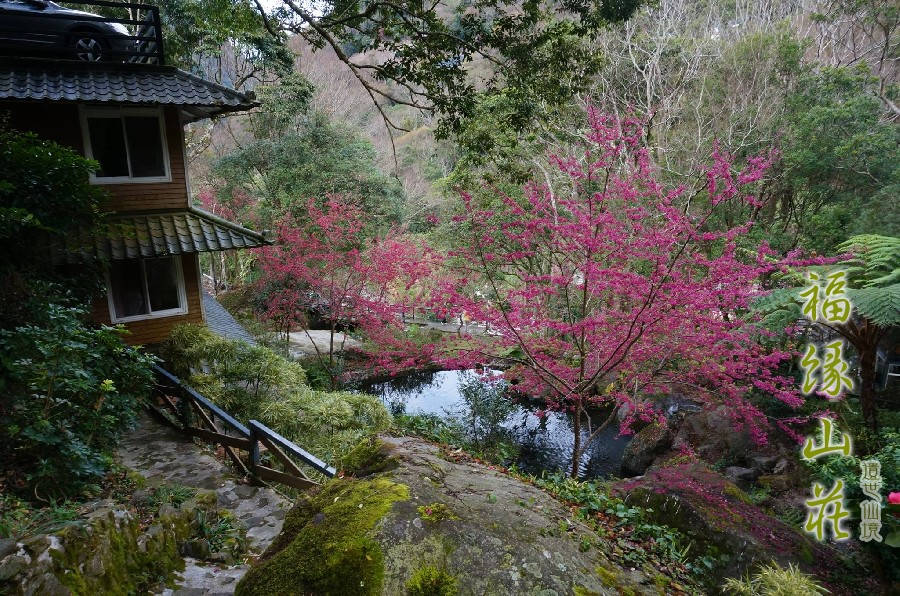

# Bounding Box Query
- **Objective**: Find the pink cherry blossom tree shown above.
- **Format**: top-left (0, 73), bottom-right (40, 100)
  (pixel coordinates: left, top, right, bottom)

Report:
top-left (429, 110), bottom-right (817, 478)
top-left (259, 195), bottom-right (438, 388)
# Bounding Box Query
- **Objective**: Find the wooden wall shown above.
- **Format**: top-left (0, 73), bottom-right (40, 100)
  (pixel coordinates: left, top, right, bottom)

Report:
top-left (90, 254), bottom-right (204, 346)
top-left (1, 102), bottom-right (189, 212)
top-left (3, 100), bottom-right (201, 345)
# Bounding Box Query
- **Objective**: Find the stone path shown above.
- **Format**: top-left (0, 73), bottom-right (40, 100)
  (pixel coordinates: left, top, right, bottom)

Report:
top-left (287, 329), bottom-right (360, 358)
top-left (117, 415), bottom-right (290, 595)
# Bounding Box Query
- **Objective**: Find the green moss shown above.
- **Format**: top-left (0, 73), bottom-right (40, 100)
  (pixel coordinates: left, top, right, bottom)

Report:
top-left (236, 476), bottom-right (410, 595)
top-left (340, 437), bottom-right (400, 477)
top-left (126, 470), bottom-right (147, 489)
top-left (798, 540), bottom-right (814, 564)
top-left (405, 565), bottom-right (457, 596)
top-left (52, 507), bottom-right (185, 594)
top-left (595, 565), bottom-right (619, 588)
top-left (652, 572), bottom-right (671, 592)
top-left (417, 503), bottom-right (458, 523)
top-left (573, 586), bottom-right (601, 596)
top-left (723, 483), bottom-right (753, 505)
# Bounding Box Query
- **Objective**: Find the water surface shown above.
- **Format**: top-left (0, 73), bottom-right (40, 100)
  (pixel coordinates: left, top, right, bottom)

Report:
top-left (360, 369), bottom-right (632, 479)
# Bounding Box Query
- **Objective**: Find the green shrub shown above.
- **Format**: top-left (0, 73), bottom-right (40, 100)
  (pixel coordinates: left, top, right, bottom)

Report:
top-left (161, 324), bottom-right (391, 477)
top-left (391, 411), bottom-right (519, 465)
top-left (721, 562), bottom-right (829, 595)
top-left (0, 131), bottom-right (107, 329)
top-left (528, 472), bottom-right (722, 583)
top-left (0, 305), bottom-right (155, 500)
top-left (803, 427), bottom-right (900, 580)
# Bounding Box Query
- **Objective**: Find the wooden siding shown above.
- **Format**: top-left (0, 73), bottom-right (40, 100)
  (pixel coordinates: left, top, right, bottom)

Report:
top-left (0, 102), bottom-right (189, 212)
top-left (90, 254), bottom-right (203, 346)
top-left (100, 106), bottom-right (189, 211)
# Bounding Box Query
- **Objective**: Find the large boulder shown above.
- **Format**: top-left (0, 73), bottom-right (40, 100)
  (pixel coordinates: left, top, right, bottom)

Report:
top-left (670, 406), bottom-right (752, 464)
top-left (619, 422), bottom-right (673, 477)
top-left (612, 461), bottom-right (881, 595)
top-left (237, 436), bottom-right (668, 595)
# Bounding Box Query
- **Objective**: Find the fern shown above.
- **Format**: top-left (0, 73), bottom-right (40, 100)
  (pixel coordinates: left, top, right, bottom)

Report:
top-left (848, 284), bottom-right (900, 327)
top-left (836, 235), bottom-right (900, 288)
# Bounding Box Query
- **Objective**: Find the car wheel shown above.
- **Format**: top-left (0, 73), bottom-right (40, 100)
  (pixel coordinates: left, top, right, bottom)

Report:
top-left (71, 33), bottom-right (104, 62)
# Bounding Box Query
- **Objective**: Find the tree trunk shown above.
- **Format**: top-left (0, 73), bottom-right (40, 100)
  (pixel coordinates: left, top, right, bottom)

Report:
top-left (570, 402), bottom-right (583, 479)
top-left (858, 346), bottom-right (878, 432)
top-left (841, 318), bottom-right (882, 433)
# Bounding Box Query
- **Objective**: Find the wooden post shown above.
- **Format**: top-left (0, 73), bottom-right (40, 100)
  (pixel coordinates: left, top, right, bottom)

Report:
top-left (249, 422), bottom-right (260, 479)
top-left (177, 390), bottom-right (193, 429)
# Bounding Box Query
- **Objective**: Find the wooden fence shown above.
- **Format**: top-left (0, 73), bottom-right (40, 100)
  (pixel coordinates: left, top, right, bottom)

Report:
top-left (151, 364), bottom-right (336, 490)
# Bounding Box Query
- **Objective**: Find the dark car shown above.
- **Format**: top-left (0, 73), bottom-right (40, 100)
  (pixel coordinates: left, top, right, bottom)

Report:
top-left (0, 0), bottom-right (135, 61)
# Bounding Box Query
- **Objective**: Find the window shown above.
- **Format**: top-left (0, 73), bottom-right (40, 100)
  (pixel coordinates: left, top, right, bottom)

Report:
top-left (107, 257), bottom-right (187, 322)
top-left (81, 107), bottom-right (170, 183)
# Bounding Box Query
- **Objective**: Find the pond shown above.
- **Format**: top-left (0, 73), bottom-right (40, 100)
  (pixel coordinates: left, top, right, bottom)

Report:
top-left (359, 369), bottom-right (633, 479)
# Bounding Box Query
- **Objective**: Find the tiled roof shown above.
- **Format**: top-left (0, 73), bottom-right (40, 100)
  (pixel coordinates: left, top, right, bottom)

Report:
top-left (0, 58), bottom-right (257, 120)
top-left (67, 207), bottom-right (270, 261)
top-left (202, 292), bottom-right (258, 346)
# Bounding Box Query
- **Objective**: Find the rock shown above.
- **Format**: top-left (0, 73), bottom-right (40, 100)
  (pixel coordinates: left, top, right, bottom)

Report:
top-left (0, 538), bottom-right (17, 560)
top-left (181, 539), bottom-right (212, 560)
top-left (158, 504), bottom-right (179, 520)
top-left (611, 462), bottom-right (864, 593)
top-left (772, 457), bottom-right (790, 475)
top-left (28, 571), bottom-right (69, 596)
top-left (757, 474), bottom-right (791, 493)
top-left (236, 436), bottom-right (660, 595)
top-left (5, 490), bottom-right (232, 594)
top-left (749, 455), bottom-right (778, 473)
top-left (0, 554), bottom-right (29, 581)
top-left (620, 422), bottom-right (673, 477)
top-left (724, 466), bottom-right (758, 483)
top-left (670, 406), bottom-right (751, 464)
top-left (208, 552), bottom-right (231, 564)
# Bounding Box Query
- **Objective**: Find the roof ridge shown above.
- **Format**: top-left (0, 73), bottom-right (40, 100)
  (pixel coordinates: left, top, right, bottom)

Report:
top-left (186, 206), bottom-right (270, 244)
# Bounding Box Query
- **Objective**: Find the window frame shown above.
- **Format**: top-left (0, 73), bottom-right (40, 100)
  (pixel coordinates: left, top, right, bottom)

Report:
top-left (79, 105), bottom-right (172, 184)
top-left (106, 256), bottom-right (188, 323)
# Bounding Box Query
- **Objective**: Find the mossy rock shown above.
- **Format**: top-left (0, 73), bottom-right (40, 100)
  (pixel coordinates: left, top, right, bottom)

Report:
top-left (611, 462), bottom-right (865, 594)
top-left (620, 422), bottom-right (673, 477)
top-left (237, 436), bottom-right (660, 595)
top-left (235, 477), bottom-right (409, 595)
top-left (339, 437), bottom-right (400, 477)
top-left (4, 484), bottom-right (237, 595)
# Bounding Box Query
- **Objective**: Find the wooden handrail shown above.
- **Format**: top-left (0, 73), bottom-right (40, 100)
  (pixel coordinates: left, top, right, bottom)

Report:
top-left (151, 364), bottom-right (336, 490)
top-left (153, 364), bottom-right (249, 437)
top-left (249, 420), bottom-right (337, 477)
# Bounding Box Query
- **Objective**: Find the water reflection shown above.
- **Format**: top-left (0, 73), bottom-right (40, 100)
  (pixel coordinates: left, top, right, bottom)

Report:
top-left (360, 369), bottom-right (632, 479)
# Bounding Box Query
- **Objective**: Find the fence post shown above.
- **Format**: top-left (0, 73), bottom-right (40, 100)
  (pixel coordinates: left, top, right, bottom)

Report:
top-left (248, 421), bottom-right (260, 478)
top-left (177, 390), bottom-right (193, 429)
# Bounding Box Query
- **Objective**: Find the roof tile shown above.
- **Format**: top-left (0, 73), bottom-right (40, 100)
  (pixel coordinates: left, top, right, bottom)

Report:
top-left (0, 58), bottom-right (256, 119)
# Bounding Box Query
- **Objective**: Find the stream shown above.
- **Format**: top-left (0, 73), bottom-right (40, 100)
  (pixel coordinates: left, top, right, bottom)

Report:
top-left (359, 369), bottom-right (633, 479)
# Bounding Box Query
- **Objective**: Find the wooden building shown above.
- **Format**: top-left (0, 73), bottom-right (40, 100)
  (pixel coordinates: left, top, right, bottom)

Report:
top-left (0, 6), bottom-right (266, 344)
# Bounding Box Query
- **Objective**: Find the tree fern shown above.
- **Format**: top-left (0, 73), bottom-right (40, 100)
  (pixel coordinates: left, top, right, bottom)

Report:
top-left (848, 284), bottom-right (900, 327)
top-left (837, 235), bottom-right (900, 288)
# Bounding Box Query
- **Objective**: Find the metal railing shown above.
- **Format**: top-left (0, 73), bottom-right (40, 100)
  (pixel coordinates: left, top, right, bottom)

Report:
top-left (152, 364), bottom-right (336, 490)
top-left (1, 0), bottom-right (164, 64)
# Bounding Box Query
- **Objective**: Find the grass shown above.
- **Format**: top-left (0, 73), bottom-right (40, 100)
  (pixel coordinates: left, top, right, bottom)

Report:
top-left (194, 509), bottom-right (246, 556)
top-left (0, 494), bottom-right (81, 541)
